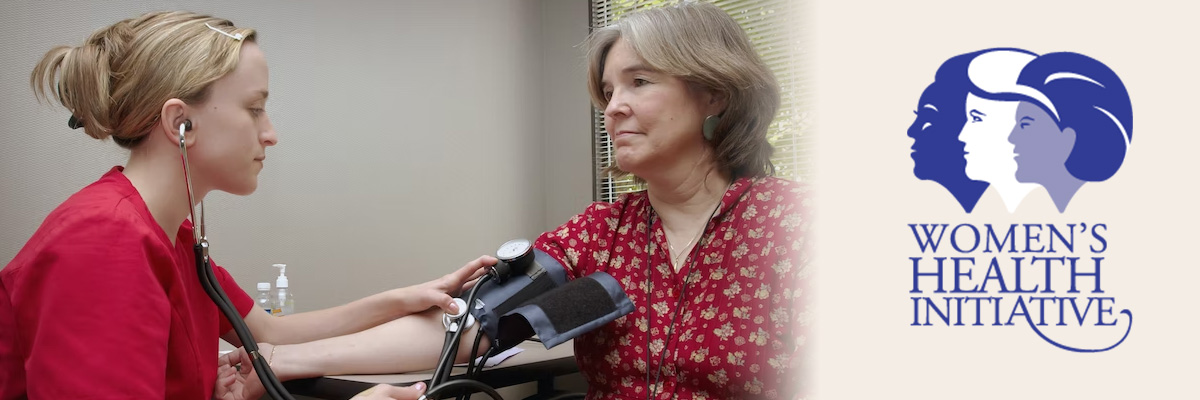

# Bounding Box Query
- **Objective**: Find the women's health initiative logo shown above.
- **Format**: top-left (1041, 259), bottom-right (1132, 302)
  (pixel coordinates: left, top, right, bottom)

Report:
top-left (906, 48), bottom-right (1133, 213)
top-left (903, 49), bottom-right (1135, 352)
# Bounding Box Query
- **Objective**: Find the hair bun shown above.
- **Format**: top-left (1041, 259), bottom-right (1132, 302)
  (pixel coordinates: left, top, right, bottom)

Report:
top-left (31, 11), bottom-right (255, 148)
top-left (87, 19), bottom-right (136, 70)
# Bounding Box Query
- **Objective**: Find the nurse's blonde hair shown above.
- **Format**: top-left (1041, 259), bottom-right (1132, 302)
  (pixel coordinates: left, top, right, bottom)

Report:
top-left (31, 11), bottom-right (256, 148)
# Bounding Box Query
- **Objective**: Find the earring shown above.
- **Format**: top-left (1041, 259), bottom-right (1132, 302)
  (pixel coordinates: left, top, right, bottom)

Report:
top-left (702, 115), bottom-right (721, 141)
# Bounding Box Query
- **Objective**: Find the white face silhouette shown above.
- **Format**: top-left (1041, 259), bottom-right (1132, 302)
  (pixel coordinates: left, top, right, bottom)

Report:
top-left (959, 93), bottom-right (1020, 183)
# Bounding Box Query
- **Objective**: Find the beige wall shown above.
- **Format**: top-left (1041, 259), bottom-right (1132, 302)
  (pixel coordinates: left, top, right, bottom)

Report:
top-left (541, 0), bottom-right (595, 228)
top-left (0, 0), bottom-right (592, 312)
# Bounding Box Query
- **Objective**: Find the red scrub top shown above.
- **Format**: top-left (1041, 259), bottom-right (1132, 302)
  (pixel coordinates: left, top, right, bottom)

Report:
top-left (1, 166), bottom-right (254, 399)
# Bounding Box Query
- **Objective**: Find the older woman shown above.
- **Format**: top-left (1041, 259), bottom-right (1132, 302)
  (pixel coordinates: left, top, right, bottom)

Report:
top-left (534, 3), bottom-right (809, 398)
top-left (255, 3), bottom-right (808, 399)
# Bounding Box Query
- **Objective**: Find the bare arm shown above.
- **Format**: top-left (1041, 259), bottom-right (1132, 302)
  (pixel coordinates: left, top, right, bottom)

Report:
top-left (222, 255), bottom-right (494, 347)
top-left (265, 307), bottom-right (490, 379)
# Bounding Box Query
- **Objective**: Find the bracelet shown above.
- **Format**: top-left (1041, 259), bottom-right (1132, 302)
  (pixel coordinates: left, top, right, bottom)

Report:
top-left (267, 345), bottom-right (278, 367)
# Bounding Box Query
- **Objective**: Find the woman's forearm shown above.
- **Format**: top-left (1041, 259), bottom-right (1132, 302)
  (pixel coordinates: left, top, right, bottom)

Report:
top-left (269, 308), bottom-right (490, 379)
top-left (256, 287), bottom-right (425, 345)
top-left (253, 255), bottom-right (494, 345)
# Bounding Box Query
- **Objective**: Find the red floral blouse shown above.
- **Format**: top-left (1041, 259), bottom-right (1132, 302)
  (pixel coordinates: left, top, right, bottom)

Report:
top-left (536, 176), bottom-right (810, 399)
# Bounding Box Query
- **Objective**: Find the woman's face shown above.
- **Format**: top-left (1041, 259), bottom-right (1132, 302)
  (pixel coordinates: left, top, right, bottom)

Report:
top-left (959, 93), bottom-right (1019, 183)
top-left (908, 83), bottom-right (968, 182)
top-left (600, 38), bottom-right (721, 176)
top-left (1010, 101), bottom-right (1073, 183)
top-left (188, 41), bottom-right (277, 196)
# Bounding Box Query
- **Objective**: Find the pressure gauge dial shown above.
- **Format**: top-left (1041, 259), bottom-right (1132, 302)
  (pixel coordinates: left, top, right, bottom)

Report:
top-left (489, 238), bottom-right (536, 284)
top-left (497, 238), bottom-right (532, 262)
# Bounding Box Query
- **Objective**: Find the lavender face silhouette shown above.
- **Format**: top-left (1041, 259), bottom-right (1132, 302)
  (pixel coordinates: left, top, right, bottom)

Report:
top-left (1009, 52), bottom-right (1133, 212)
top-left (1009, 101), bottom-right (1081, 212)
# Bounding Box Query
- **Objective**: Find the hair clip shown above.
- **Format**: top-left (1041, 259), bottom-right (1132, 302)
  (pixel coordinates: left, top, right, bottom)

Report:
top-left (205, 22), bottom-right (244, 41)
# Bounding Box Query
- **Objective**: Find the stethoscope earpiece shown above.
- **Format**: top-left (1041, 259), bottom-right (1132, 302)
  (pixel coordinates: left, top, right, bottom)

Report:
top-left (178, 120), bottom-right (193, 147)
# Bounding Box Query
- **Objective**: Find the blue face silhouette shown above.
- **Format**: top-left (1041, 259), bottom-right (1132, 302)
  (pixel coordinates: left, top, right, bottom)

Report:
top-left (909, 83), bottom-right (965, 180)
top-left (908, 82), bottom-right (989, 212)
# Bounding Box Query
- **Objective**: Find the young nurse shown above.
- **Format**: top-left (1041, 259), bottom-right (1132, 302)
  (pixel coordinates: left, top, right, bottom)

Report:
top-left (0, 11), bottom-right (492, 400)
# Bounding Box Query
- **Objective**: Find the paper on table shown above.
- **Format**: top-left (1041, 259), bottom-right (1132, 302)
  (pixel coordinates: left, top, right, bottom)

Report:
top-left (454, 346), bottom-right (524, 368)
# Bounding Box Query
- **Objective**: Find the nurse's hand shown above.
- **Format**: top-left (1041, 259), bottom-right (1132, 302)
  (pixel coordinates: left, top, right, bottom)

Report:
top-left (213, 346), bottom-right (264, 400)
top-left (394, 255), bottom-right (497, 316)
top-left (350, 382), bottom-right (427, 400)
top-left (214, 355), bottom-right (425, 400)
top-left (214, 343), bottom-right (297, 400)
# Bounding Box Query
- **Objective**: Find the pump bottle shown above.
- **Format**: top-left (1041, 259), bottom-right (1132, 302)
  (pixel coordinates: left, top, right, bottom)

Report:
top-left (271, 263), bottom-right (294, 316)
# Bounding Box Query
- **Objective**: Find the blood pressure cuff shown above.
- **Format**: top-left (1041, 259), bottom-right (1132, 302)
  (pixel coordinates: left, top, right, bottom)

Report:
top-left (468, 250), bottom-right (635, 351)
top-left (499, 271), bottom-right (634, 349)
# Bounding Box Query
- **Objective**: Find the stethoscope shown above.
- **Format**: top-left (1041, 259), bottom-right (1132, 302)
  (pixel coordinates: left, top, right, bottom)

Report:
top-left (179, 120), bottom-right (508, 400)
top-left (178, 120), bottom-right (296, 400)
